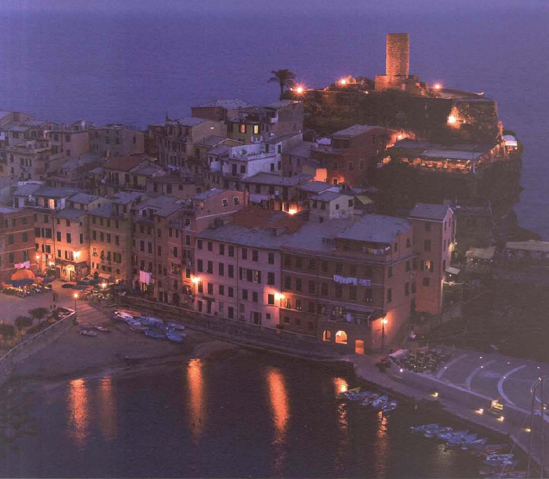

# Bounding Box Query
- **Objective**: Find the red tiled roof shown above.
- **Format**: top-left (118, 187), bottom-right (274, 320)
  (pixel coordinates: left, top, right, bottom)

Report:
top-left (230, 206), bottom-right (305, 234)
top-left (104, 155), bottom-right (149, 172)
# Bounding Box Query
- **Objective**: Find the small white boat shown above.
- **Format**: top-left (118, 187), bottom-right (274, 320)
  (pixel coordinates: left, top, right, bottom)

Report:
top-left (79, 329), bottom-right (98, 337)
top-left (382, 400), bottom-right (398, 414)
top-left (167, 321), bottom-right (186, 331)
top-left (167, 332), bottom-right (184, 343)
top-left (372, 395), bottom-right (388, 409)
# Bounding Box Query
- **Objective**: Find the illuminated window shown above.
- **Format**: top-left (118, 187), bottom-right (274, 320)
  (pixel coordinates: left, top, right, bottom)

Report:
top-left (253, 124), bottom-right (259, 135)
top-left (323, 330), bottom-right (331, 342)
top-left (335, 330), bottom-right (348, 345)
top-left (240, 124), bottom-right (246, 134)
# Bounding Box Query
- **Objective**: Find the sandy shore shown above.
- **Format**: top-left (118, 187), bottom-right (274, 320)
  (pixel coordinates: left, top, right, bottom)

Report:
top-left (10, 308), bottom-right (238, 386)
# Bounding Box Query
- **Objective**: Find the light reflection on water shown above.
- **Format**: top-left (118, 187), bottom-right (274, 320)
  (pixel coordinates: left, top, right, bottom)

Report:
top-left (187, 358), bottom-right (205, 442)
top-left (67, 378), bottom-right (89, 449)
top-left (266, 367), bottom-right (289, 474)
top-left (97, 377), bottom-right (116, 442)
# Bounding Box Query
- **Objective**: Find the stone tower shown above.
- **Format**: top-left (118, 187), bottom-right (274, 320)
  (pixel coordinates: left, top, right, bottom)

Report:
top-left (386, 33), bottom-right (409, 79)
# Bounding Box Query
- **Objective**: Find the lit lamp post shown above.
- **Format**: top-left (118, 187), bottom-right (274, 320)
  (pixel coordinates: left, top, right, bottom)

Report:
top-left (73, 292), bottom-right (79, 313)
top-left (381, 318), bottom-right (388, 353)
top-left (35, 254), bottom-right (40, 274)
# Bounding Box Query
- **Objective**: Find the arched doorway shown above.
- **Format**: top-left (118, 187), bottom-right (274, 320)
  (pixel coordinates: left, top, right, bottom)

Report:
top-left (322, 330), bottom-right (331, 342)
top-left (335, 330), bottom-right (348, 345)
top-left (355, 340), bottom-right (365, 355)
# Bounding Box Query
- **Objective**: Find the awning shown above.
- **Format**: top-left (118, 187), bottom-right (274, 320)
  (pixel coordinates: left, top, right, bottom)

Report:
top-left (98, 273), bottom-right (111, 279)
top-left (446, 267), bottom-right (460, 275)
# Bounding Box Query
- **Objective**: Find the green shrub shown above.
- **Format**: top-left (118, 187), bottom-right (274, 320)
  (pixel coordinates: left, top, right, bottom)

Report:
top-left (14, 316), bottom-right (33, 331)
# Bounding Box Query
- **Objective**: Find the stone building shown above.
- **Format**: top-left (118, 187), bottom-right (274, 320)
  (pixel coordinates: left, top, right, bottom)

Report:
top-left (89, 124), bottom-right (145, 158)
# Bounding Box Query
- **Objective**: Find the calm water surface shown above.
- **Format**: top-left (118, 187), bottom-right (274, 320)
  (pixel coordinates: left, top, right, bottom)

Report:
top-left (0, 5), bottom-right (548, 236)
top-left (3, 351), bottom-right (486, 478)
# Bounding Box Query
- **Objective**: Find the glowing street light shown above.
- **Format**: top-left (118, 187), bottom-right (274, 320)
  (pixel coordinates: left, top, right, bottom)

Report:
top-left (73, 292), bottom-right (79, 312)
top-left (447, 115), bottom-right (457, 125)
top-left (100, 282), bottom-right (108, 289)
top-left (339, 78), bottom-right (348, 86)
top-left (274, 292), bottom-right (285, 301)
top-left (288, 208), bottom-right (297, 216)
top-left (433, 83), bottom-right (442, 90)
top-left (381, 317), bottom-right (388, 353)
top-left (293, 84), bottom-right (305, 95)
top-left (191, 276), bottom-right (199, 284)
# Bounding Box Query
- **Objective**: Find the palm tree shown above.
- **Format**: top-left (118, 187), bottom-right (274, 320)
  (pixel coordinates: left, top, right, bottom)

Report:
top-left (268, 69), bottom-right (296, 99)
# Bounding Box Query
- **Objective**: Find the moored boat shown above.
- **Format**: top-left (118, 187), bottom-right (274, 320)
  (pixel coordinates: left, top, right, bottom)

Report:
top-left (145, 330), bottom-right (166, 339)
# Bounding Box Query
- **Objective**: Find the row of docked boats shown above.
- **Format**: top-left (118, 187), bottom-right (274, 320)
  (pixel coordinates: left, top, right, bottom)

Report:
top-left (411, 424), bottom-right (525, 478)
top-left (337, 388), bottom-right (398, 415)
top-left (111, 310), bottom-right (186, 343)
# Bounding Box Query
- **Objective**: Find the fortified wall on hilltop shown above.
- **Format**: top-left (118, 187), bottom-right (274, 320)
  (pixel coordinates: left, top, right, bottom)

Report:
top-left (296, 33), bottom-right (502, 145)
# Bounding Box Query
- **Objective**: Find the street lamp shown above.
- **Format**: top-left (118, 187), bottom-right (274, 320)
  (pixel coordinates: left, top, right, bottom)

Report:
top-left (381, 318), bottom-right (388, 353)
top-left (73, 292), bottom-right (79, 312)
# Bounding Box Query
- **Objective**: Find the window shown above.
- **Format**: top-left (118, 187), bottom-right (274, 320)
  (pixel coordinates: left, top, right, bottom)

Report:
top-left (405, 282), bottom-right (410, 296)
top-left (406, 261), bottom-right (410, 272)
top-left (242, 248), bottom-right (248, 260)
top-left (56, 232), bottom-right (61, 242)
top-left (207, 261), bottom-right (213, 273)
top-left (228, 246), bottom-right (234, 257)
top-left (295, 257), bottom-right (302, 268)
top-left (233, 197), bottom-right (240, 205)
top-left (364, 288), bottom-right (373, 303)
top-left (322, 261), bottom-right (328, 273)
top-left (393, 242), bottom-right (398, 252)
top-left (242, 289), bottom-right (248, 300)
top-left (284, 276), bottom-right (291, 290)
top-left (335, 284), bottom-right (342, 298)
top-left (387, 288), bottom-right (392, 303)
top-left (197, 282), bottom-right (203, 293)
top-left (425, 222), bottom-right (431, 232)
top-left (295, 278), bottom-right (302, 292)
top-left (197, 240), bottom-right (203, 250)
top-left (349, 286), bottom-right (357, 300)
top-left (207, 283), bottom-right (213, 295)
top-left (218, 263), bottom-right (224, 276)
top-left (322, 283), bottom-right (328, 296)
top-left (268, 252), bottom-right (274, 265)
top-left (22, 232), bottom-right (28, 243)
top-left (308, 281), bottom-right (316, 294)
top-left (423, 277), bottom-right (430, 287)
top-left (388, 266), bottom-right (393, 278)
top-left (222, 198), bottom-right (228, 207)
top-left (207, 242), bottom-right (213, 252)
top-left (424, 239), bottom-right (431, 252)
top-left (252, 292), bottom-right (258, 303)
top-left (219, 244), bottom-right (225, 255)
top-left (228, 307), bottom-right (234, 319)
top-left (284, 255), bottom-right (291, 267)
top-left (335, 263), bottom-right (342, 274)
top-left (228, 287), bottom-right (234, 298)
top-left (406, 238), bottom-right (411, 248)
top-left (252, 250), bottom-right (259, 262)
top-left (197, 259), bottom-right (203, 272)
top-left (268, 272), bottom-right (275, 285)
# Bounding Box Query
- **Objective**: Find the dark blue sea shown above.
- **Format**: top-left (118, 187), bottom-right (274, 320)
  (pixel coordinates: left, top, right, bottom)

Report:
top-left (0, 1), bottom-right (547, 237)
top-left (3, 350), bottom-right (496, 478)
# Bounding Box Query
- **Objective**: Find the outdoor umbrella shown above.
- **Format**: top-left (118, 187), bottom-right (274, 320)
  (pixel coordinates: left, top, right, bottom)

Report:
top-left (73, 284), bottom-right (91, 290)
top-left (42, 277), bottom-right (55, 284)
top-left (11, 269), bottom-right (36, 281)
top-left (12, 279), bottom-right (34, 287)
top-left (61, 283), bottom-right (76, 289)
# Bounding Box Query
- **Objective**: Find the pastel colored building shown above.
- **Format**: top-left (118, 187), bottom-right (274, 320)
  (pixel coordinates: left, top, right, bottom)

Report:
top-left (0, 207), bottom-right (36, 283)
top-left (408, 203), bottom-right (454, 315)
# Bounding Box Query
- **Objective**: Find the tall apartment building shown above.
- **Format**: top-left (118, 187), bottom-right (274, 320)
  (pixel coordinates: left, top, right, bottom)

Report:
top-left (408, 204), bottom-right (454, 315)
top-left (89, 124), bottom-right (145, 158)
top-left (311, 125), bottom-right (389, 187)
top-left (89, 192), bottom-right (143, 283)
top-left (194, 208), bottom-right (304, 327)
top-left (0, 207), bottom-right (36, 283)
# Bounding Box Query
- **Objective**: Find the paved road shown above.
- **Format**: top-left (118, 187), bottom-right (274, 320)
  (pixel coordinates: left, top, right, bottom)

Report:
top-left (436, 349), bottom-right (549, 413)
